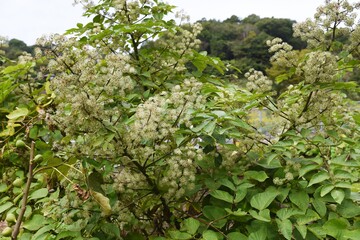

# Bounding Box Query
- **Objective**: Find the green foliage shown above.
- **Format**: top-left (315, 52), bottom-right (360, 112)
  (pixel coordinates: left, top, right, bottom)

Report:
top-left (0, 0), bottom-right (360, 240)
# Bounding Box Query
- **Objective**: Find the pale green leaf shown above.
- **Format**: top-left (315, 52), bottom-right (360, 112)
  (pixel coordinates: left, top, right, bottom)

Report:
top-left (0, 202), bottom-right (13, 214)
top-left (295, 224), bottom-right (307, 239)
top-left (168, 231), bottom-right (192, 240)
top-left (289, 190), bottom-right (309, 211)
top-left (320, 184), bottom-right (334, 197)
top-left (331, 189), bottom-right (345, 204)
top-left (250, 187), bottom-right (279, 211)
top-left (227, 232), bottom-right (247, 240)
top-left (181, 218), bottom-right (200, 235)
top-left (29, 188), bottom-right (48, 200)
top-left (6, 107), bottom-right (29, 120)
top-left (210, 190), bottom-right (233, 203)
top-left (308, 171), bottom-right (330, 187)
top-left (202, 230), bottom-right (220, 240)
top-left (244, 171), bottom-right (268, 182)
top-left (23, 214), bottom-right (47, 231)
top-left (312, 198), bottom-right (327, 217)
top-left (276, 218), bottom-right (292, 240)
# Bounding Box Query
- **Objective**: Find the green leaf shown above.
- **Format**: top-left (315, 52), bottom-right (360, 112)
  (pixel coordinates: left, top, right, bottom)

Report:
top-left (6, 107), bottom-right (29, 120)
top-left (225, 208), bottom-right (247, 216)
top-left (295, 224), bottom-right (307, 239)
top-left (276, 208), bottom-right (302, 220)
top-left (299, 164), bottom-right (319, 178)
top-left (29, 188), bottom-right (48, 200)
top-left (202, 206), bottom-right (227, 228)
top-left (323, 218), bottom-right (349, 239)
top-left (210, 190), bottom-right (233, 203)
top-left (55, 231), bottom-right (81, 239)
top-left (234, 188), bottom-right (247, 203)
top-left (320, 184), bottom-right (334, 197)
top-left (276, 218), bottom-right (292, 240)
top-left (289, 190), bottom-right (309, 211)
top-left (32, 225), bottom-right (55, 240)
top-left (244, 171), bottom-right (268, 182)
top-left (181, 218), bottom-right (200, 235)
top-left (331, 189), bottom-right (345, 204)
top-left (101, 223), bottom-right (121, 239)
top-left (248, 227), bottom-right (267, 240)
top-left (297, 209), bottom-right (320, 225)
top-left (87, 170), bottom-right (105, 195)
top-left (23, 214), bottom-right (47, 231)
top-left (337, 200), bottom-right (360, 218)
top-left (249, 209), bottom-right (271, 222)
top-left (312, 198), bottom-right (327, 217)
top-left (0, 183), bottom-right (8, 193)
top-left (0, 202), bottom-right (13, 214)
top-left (250, 187), bottom-right (279, 211)
top-left (308, 171), bottom-right (330, 187)
top-left (227, 232), bottom-right (247, 240)
top-left (202, 230), bottom-right (220, 240)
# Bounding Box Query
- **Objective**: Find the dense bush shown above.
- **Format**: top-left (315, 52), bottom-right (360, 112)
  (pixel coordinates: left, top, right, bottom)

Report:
top-left (1, 0), bottom-right (360, 239)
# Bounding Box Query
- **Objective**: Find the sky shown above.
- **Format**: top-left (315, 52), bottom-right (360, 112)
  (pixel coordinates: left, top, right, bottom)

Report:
top-left (0, 0), bottom-right (334, 45)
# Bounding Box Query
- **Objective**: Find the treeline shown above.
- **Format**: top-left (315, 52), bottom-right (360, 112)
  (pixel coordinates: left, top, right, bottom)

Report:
top-left (197, 14), bottom-right (306, 73)
top-left (0, 38), bottom-right (34, 62)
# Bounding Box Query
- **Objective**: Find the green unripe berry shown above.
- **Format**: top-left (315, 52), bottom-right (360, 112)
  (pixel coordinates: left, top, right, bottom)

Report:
top-left (33, 154), bottom-right (43, 163)
top-left (12, 178), bottom-right (23, 187)
top-left (1, 226), bottom-right (12, 236)
top-left (5, 213), bottom-right (16, 223)
top-left (15, 139), bottom-right (26, 148)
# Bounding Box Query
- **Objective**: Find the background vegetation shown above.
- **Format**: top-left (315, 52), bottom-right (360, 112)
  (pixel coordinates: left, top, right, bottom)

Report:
top-left (1, 0), bottom-right (360, 239)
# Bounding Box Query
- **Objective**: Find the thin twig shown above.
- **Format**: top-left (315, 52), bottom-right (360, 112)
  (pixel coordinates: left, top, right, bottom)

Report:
top-left (12, 141), bottom-right (35, 240)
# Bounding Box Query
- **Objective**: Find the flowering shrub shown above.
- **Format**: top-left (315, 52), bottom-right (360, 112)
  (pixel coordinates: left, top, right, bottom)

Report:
top-left (1, 0), bottom-right (360, 239)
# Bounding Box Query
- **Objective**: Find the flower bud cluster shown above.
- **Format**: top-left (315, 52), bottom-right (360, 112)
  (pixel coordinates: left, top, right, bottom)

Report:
top-left (266, 38), bottom-right (298, 68)
top-left (245, 68), bottom-right (273, 93)
top-left (293, 0), bottom-right (360, 49)
top-left (300, 51), bottom-right (337, 84)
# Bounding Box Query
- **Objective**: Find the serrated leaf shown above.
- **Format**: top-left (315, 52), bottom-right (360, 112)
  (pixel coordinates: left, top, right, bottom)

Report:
top-left (250, 187), bottom-right (279, 211)
top-left (331, 189), bottom-right (345, 204)
top-left (210, 190), bottom-right (233, 203)
top-left (308, 171), bottom-right (330, 187)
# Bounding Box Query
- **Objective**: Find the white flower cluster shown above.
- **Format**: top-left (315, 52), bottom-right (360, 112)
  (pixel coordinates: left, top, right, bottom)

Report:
top-left (245, 68), bottom-right (273, 93)
top-left (127, 78), bottom-right (204, 147)
top-left (266, 38), bottom-right (298, 68)
top-left (300, 51), bottom-right (337, 84)
top-left (293, 0), bottom-right (360, 49)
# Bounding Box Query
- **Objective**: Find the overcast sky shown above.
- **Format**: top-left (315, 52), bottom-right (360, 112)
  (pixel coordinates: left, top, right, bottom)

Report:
top-left (0, 0), bottom-right (341, 45)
